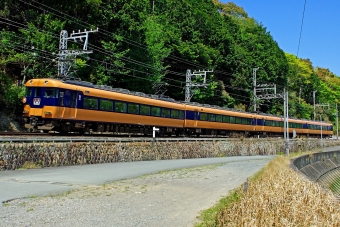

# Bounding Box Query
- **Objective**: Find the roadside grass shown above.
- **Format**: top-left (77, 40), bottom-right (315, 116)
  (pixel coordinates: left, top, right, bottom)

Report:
top-left (329, 176), bottom-right (340, 194)
top-left (195, 152), bottom-right (340, 227)
top-left (19, 161), bottom-right (41, 170)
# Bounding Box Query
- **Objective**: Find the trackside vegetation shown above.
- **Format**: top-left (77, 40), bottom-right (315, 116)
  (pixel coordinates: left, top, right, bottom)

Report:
top-left (195, 155), bottom-right (340, 227)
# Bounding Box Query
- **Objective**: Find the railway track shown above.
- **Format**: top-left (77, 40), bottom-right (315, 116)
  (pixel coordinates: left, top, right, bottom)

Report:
top-left (0, 131), bottom-right (288, 143)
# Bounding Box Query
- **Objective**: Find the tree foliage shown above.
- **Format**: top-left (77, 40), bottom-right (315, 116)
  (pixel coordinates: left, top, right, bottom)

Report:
top-left (0, 0), bottom-right (339, 131)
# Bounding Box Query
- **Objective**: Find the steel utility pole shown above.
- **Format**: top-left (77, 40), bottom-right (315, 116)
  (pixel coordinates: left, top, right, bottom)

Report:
top-left (336, 103), bottom-right (338, 139)
top-left (285, 91), bottom-right (289, 157)
top-left (185, 69), bottom-right (213, 102)
top-left (313, 90), bottom-right (317, 121)
top-left (283, 88), bottom-right (286, 140)
top-left (253, 67), bottom-right (259, 111)
top-left (58, 28), bottom-right (98, 78)
top-left (320, 114), bottom-right (323, 147)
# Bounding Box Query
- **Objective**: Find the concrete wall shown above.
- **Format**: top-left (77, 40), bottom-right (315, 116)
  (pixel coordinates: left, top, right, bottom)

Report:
top-left (293, 151), bottom-right (340, 170)
top-left (292, 149), bottom-right (340, 181)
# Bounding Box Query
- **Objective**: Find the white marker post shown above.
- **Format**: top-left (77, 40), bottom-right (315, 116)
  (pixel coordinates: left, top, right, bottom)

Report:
top-left (153, 126), bottom-right (159, 146)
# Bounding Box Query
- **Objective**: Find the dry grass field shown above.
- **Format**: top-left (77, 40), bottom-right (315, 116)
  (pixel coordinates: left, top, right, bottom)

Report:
top-left (197, 155), bottom-right (340, 227)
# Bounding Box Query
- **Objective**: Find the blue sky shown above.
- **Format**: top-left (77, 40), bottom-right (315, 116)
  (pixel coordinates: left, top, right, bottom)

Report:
top-left (221, 0), bottom-right (340, 76)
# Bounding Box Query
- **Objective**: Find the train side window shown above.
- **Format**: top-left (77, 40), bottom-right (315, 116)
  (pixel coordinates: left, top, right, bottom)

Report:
top-left (161, 108), bottom-right (171, 118)
top-left (230, 116), bottom-right (235, 123)
top-left (208, 114), bottom-right (215, 122)
top-left (84, 97), bottom-right (98, 109)
top-left (151, 107), bottom-right (161, 117)
top-left (216, 115), bottom-right (222, 122)
top-left (115, 101), bottom-right (127, 113)
top-left (247, 118), bottom-right (252, 125)
top-left (26, 87), bottom-right (32, 97)
top-left (171, 109), bottom-right (179, 119)
top-left (179, 111), bottom-right (185, 119)
top-left (34, 87), bottom-right (41, 97)
top-left (200, 113), bottom-right (207, 121)
top-left (140, 105), bottom-right (150, 115)
top-left (235, 117), bottom-right (242, 124)
top-left (100, 100), bottom-right (113, 111)
top-left (128, 103), bottom-right (139, 114)
top-left (222, 116), bottom-right (229, 123)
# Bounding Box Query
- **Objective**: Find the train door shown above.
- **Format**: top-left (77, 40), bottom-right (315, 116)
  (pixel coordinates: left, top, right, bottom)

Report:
top-left (261, 118), bottom-right (265, 131)
top-left (252, 117), bottom-right (256, 131)
top-left (68, 91), bottom-right (77, 118)
top-left (256, 118), bottom-right (265, 131)
top-left (184, 110), bottom-right (197, 128)
top-left (194, 111), bottom-right (199, 127)
top-left (58, 89), bottom-right (65, 117)
top-left (63, 90), bottom-right (77, 119)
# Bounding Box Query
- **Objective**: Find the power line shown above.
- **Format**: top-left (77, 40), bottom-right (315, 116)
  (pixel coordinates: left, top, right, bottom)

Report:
top-left (297, 0), bottom-right (307, 57)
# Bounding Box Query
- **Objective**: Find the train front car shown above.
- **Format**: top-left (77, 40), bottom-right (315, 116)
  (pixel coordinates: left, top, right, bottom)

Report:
top-left (23, 78), bottom-right (187, 135)
top-left (23, 78), bottom-right (61, 132)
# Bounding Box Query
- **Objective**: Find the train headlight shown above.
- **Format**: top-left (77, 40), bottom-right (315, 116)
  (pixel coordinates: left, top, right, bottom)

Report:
top-left (44, 111), bottom-right (52, 115)
top-left (22, 97), bottom-right (27, 103)
top-left (23, 110), bottom-right (29, 114)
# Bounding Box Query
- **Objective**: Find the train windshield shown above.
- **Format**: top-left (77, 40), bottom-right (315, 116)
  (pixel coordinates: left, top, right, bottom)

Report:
top-left (34, 87), bottom-right (41, 97)
top-left (26, 87), bottom-right (32, 97)
top-left (44, 88), bottom-right (59, 98)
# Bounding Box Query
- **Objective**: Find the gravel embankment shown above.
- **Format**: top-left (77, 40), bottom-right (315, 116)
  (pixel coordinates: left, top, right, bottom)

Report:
top-left (0, 159), bottom-right (269, 227)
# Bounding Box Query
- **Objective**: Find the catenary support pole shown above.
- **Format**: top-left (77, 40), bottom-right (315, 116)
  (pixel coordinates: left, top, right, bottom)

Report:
top-left (253, 67), bottom-right (259, 112)
top-left (285, 91), bottom-right (289, 157)
top-left (337, 103), bottom-right (338, 140)
top-left (320, 114), bottom-right (322, 147)
top-left (283, 88), bottom-right (286, 140)
top-left (313, 90), bottom-right (317, 121)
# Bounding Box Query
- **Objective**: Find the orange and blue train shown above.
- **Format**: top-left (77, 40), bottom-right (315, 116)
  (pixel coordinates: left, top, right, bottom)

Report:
top-left (22, 78), bottom-right (333, 138)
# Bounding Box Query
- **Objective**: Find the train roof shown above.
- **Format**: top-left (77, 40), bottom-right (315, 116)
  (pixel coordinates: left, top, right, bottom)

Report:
top-left (66, 79), bottom-right (180, 103)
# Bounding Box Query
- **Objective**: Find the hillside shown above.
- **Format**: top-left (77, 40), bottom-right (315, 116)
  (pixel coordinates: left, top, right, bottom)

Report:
top-left (0, 0), bottom-right (339, 130)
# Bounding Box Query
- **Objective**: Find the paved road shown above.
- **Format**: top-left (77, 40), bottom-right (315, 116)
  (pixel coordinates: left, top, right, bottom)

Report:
top-left (0, 156), bottom-right (275, 203)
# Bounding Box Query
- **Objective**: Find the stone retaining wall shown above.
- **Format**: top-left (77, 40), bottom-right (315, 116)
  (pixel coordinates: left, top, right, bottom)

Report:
top-left (2, 139), bottom-right (340, 171)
